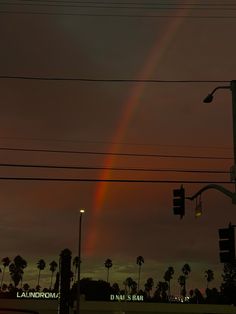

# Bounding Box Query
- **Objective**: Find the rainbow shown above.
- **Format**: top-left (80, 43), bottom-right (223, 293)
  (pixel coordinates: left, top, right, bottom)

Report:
top-left (85, 13), bottom-right (188, 256)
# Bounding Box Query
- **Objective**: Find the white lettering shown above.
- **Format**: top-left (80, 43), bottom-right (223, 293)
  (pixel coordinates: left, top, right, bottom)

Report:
top-left (16, 292), bottom-right (59, 299)
top-left (109, 294), bottom-right (143, 302)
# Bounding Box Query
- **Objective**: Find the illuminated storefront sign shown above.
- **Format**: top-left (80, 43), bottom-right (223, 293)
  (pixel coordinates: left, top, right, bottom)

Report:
top-left (110, 294), bottom-right (144, 302)
top-left (16, 292), bottom-right (59, 299)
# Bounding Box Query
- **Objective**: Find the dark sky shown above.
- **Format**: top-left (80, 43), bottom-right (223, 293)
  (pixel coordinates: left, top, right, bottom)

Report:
top-left (0, 0), bottom-right (236, 294)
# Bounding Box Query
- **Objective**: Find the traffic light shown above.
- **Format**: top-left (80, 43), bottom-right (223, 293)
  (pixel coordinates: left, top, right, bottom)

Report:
top-left (173, 186), bottom-right (185, 219)
top-left (218, 224), bottom-right (235, 263)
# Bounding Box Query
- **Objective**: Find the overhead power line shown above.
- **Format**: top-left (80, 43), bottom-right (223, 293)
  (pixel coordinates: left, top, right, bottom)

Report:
top-left (2, 1), bottom-right (236, 10)
top-left (0, 135), bottom-right (232, 151)
top-left (0, 10), bottom-right (236, 18)
top-left (0, 146), bottom-right (232, 160)
top-left (5, 0), bottom-right (236, 5)
top-left (0, 162), bottom-right (229, 174)
top-left (0, 75), bottom-right (230, 83)
top-left (0, 176), bottom-right (233, 184)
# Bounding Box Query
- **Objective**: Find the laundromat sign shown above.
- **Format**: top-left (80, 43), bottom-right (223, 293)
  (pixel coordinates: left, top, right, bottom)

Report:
top-left (17, 291), bottom-right (59, 299)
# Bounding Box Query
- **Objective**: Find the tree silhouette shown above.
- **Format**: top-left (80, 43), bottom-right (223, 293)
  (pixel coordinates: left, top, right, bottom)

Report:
top-left (1, 283), bottom-right (8, 292)
top-left (104, 258), bottom-right (112, 283)
top-left (37, 259), bottom-right (46, 287)
top-left (163, 266), bottom-right (174, 298)
top-left (181, 263), bottom-right (191, 298)
top-left (144, 277), bottom-right (154, 299)
top-left (9, 255), bottom-right (27, 287)
top-left (49, 260), bottom-right (58, 290)
top-left (124, 277), bottom-right (134, 294)
top-left (155, 281), bottom-right (168, 302)
top-left (178, 275), bottom-right (186, 298)
top-left (1, 257), bottom-right (11, 288)
top-left (111, 282), bottom-right (120, 294)
top-left (204, 269), bottom-right (214, 289)
top-left (23, 283), bottom-right (30, 292)
top-left (136, 256), bottom-right (144, 291)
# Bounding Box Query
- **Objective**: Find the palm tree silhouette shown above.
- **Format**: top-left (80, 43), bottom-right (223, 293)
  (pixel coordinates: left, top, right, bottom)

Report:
top-left (164, 266), bottom-right (174, 298)
top-left (156, 281), bottom-right (168, 301)
top-left (136, 256), bottom-right (144, 291)
top-left (180, 263), bottom-right (191, 298)
top-left (9, 255), bottom-right (27, 287)
top-left (178, 275), bottom-right (186, 298)
top-left (104, 258), bottom-right (113, 283)
top-left (36, 259), bottom-right (46, 287)
top-left (124, 277), bottom-right (134, 294)
top-left (23, 283), bottom-right (30, 292)
top-left (205, 269), bottom-right (214, 289)
top-left (1, 257), bottom-right (11, 288)
top-left (144, 277), bottom-right (154, 298)
top-left (49, 261), bottom-right (58, 290)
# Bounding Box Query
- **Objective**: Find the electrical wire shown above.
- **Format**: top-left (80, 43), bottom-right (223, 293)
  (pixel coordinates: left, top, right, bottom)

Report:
top-left (0, 135), bottom-right (231, 151)
top-left (1, 11), bottom-right (236, 18)
top-left (1, 0), bottom-right (236, 18)
top-left (0, 162), bottom-right (229, 174)
top-left (2, 2), bottom-right (236, 11)
top-left (0, 146), bottom-right (232, 160)
top-left (0, 75), bottom-right (230, 83)
top-left (0, 176), bottom-right (233, 184)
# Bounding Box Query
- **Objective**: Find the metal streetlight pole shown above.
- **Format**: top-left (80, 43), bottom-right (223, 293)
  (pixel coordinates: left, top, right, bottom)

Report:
top-left (203, 80), bottom-right (236, 192)
top-left (176, 81), bottom-right (236, 217)
top-left (230, 80), bottom-right (236, 191)
top-left (76, 208), bottom-right (85, 314)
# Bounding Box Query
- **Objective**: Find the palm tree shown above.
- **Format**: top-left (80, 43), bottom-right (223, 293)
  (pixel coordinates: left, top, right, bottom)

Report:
top-left (36, 259), bottom-right (46, 287)
top-left (130, 280), bottom-right (137, 294)
top-left (9, 255), bottom-right (27, 287)
top-left (156, 281), bottom-right (168, 301)
top-left (104, 258), bottom-right (113, 283)
top-left (181, 263), bottom-right (191, 297)
top-left (136, 256), bottom-right (144, 291)
top-left (23, 283), bottom-right (30, 292)
top-left (1, 257), bottom-right (11, 288)
top-left (178, 275), bottom-right (186, 298)
top-left (205, 269), bottom-right (214, 289)
top-left (1, 283), bottom-right (8, 292)
top-left (164, 266), bottom-right (174, 298)
top-left (144, 277), bottom-right (154, 298)
top-left (124, 277), bottom-right (134, 294)
top-left (49, 261), bottom-right (58, 290)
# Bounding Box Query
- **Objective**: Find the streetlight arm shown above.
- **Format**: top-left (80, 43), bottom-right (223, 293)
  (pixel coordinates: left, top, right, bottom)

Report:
top-left (210, 85), bottom-right (231, 95)
top-left (203, 85), bottom-right (230, 103)
top-left (186, 184), bottom-right (234, 201)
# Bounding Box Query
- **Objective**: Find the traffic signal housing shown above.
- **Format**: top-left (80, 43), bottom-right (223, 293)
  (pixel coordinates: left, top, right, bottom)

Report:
top-left (218, 224), bottom-right (235, 263)
top-left (173, 186), bottom-right (185, 219)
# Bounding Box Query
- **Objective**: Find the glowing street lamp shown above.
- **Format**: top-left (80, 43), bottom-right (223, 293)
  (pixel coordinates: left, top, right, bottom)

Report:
top-left (76, 208), bottom-right (85, 314)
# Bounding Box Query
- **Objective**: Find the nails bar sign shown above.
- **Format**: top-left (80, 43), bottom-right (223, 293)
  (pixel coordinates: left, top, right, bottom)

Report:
top-left (110, 294), bottom-right (144, 302)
